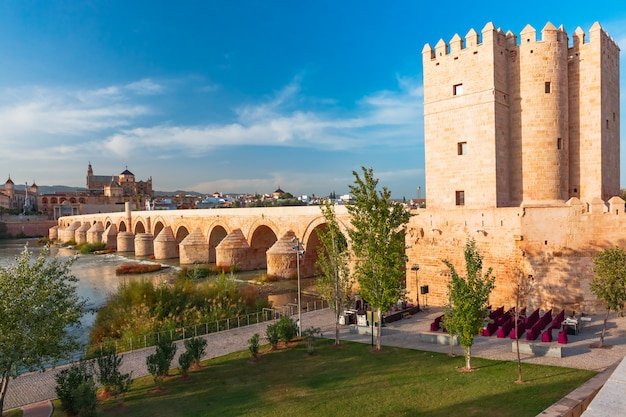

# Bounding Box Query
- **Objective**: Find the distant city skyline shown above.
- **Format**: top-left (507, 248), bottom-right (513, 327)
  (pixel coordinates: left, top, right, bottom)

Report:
top-left (2, 1), bottom-right (626, 200)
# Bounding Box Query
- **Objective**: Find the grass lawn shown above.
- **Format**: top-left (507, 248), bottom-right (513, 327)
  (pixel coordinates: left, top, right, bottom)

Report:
top-left (52, 339), bottom-right (595, 417)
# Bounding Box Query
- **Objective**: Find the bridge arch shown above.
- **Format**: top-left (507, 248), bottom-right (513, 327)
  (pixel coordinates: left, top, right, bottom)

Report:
top-left (208, 224), bottom-right (228, 263)
top-left (134, 220), bottom-right (146, 234)
top-left (175, 226), bottom-right (190, 243)
top-left (153, 221), bottom-right (165, 238)
top-left (249, 224), bottom-right (278, 270)
top-left (119, 220), bottom-right (127, 232)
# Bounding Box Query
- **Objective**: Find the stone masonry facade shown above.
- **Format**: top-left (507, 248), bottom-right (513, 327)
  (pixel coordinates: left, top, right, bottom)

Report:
top-left (408, 22), bottom-right (622, 313)
top-left (422, 22), bottom-right (619, 209)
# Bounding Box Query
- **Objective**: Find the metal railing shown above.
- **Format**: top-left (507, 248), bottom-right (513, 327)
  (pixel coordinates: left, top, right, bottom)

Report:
top-left (85, 299), bottom-right (329, 357)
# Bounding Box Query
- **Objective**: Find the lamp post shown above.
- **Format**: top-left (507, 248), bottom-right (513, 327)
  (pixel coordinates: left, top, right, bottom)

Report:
top-left (411, 264), bottom-right (420, 312)
top-left (292, 237), bottom-right (305, 336)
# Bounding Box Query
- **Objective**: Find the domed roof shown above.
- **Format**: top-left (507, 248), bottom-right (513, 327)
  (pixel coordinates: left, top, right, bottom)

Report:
top-left (5, 176), bottom-right (13, 185)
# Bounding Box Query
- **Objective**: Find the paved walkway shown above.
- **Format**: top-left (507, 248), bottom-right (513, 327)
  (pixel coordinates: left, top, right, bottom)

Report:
top-left (7, 307), bottom-right (626, 415)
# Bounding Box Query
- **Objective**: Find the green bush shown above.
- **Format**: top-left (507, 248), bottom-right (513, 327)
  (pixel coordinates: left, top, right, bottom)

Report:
top-left (79, 241), bottom-right (107, 254)
top-left (248, 333), bottom-right (260, 359)
top-left (55, 360), bottom-right (97, 417)
top-left (95, 344), bottom-right (132, 402)
top-left (302, 326), bottom-right (322, 355)
top-left (178, 351), bottom-right (193, 377)
top-left (277, 316), bottom-right (297, 345)
top-left (265, 322), bottom-right (280, 350)
top-left (183, 337), bottom-right (207, 368)
top-left (146, 337), bottom-right (177, 389)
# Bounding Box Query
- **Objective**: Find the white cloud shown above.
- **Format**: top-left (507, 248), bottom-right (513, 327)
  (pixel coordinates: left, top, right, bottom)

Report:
top-left (125, 78), bottom-right (164, 95)
top-left (99, 75), bottom-right (424, 158)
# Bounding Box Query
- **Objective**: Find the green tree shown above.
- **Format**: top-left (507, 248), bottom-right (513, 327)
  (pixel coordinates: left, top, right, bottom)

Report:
top-left (316, 201), bottom-right (353, 345)
top-left (347, 167), bottom-right (411, 351)
top-left (276, 316), bottom-right (297, 346)
top-left (443, 238), bottom-right (495, 370)
top-left (183, 337), bottom-right (207, 369)
top-left (178, 351), bottom-right (193, 378)
top-left (0, 246), bottom-right (85, 415)
top-left (95, 345), bottom-right (132, 404)
top-left (248, 333), bottom-right (260, 360)
top-left (55, 360), bottom-right (97, 417)
top-left (511, 270), bottom-right (534, 383)
top-left (265, 322), bottom-right (280, 350)
top-left (591, 247), bottom-right (626, 348)
top-left (146, 337), bottom-right (177, 390)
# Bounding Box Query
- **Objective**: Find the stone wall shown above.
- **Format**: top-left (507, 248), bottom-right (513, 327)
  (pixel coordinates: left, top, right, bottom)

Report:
top-left (405, 198), bottom-right (626, 314)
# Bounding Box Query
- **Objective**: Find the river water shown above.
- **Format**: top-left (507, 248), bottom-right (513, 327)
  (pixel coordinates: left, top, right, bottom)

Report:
top-left (0, 238), bottom-right (318, 345)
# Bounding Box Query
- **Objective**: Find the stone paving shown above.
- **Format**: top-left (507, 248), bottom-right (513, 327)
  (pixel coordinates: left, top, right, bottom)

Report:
top-left (7, 307), bottom-right (626, 415)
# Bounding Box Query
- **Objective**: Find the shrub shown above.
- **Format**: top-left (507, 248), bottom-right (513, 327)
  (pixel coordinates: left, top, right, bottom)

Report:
top-left (178, 351), bottom-right (193, 378)
top-left (248, 333), bottom-right (260, 359)
top-left (115, 262), bottom-right (162, 275)
top-left (265, 322), bottom-right (280, 350)
top-left (277, 316), bottom-right (298, 345)
top-left (95, 345), bottom-right (132, 403)
top-left (55, 361), bottom-right (97, 417)
top-left (146, 337), bottom-right (177, 390)
top-left (183, 337), bottom-right (207, 369)
top-left (79, 241), bottom-right (107, 254)
top-left (302, 326), bottom-right (322, 355)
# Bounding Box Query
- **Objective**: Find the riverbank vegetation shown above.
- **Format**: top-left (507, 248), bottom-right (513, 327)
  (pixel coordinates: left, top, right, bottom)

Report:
top-left (115, 262), bottom-right (163, 275)
top-left (52, 339), bottom-right (596, 417)
top-left (89, 273), bottom-right (271, 346)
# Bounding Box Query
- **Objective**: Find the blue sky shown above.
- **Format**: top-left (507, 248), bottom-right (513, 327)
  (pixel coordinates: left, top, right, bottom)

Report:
top-left (2, 1), bottom-right (626, 199)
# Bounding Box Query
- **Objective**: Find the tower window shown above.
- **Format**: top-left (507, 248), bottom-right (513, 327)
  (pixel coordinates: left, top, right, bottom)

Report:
top-left (557, 138), bottom-right (562, 150)
top-left (457, 141), bottom-right (467, 155)
top-left (453, 83), bottom-right (463, 95)
top-left (455, 191), bottom-right (465, 206)
top-left (545, 82), bottom-right (551, 93)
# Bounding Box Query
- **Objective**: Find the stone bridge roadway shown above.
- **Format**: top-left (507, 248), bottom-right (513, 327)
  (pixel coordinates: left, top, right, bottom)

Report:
top-left (50, 205), bottom-right (352, 279)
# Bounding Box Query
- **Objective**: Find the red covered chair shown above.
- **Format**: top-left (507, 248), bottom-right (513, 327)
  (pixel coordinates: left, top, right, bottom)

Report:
top-left (510, 321), bottom-right (526, 339)
top-left (541, 329), bottom-right (552, 342)
top-left (430, 315), bottom-right (443, 331)
top-left (557, 326), bottom-right (568, 344)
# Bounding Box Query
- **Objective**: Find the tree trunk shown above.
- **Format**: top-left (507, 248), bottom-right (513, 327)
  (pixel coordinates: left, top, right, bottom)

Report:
top-left (464, 345), bottom-right (471, 369)
top-left (0, 368), bottom-right (10, 416)
top-left (515, 310), bottom-right (523, 383)
top-left (334, 313), bottom-right (340, 345)
top-left (599, 308), bottom-right (610, 347)
top-left (376, 308), bottom-right (382, 351)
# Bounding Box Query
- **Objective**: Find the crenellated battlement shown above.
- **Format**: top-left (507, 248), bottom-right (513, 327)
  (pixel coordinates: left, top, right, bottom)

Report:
top-left (423, 19), bottom-right (619, 210)
top-left (423, 21), bottom-right (618, 61)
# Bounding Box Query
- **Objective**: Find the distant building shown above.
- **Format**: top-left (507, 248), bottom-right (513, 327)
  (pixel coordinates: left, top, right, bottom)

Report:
top-left (0, 177), bottom-right (38, 212)
top-left (37, 163), bottom-right (154, 219)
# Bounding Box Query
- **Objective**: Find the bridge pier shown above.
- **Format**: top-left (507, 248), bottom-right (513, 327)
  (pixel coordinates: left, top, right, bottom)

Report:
top-left (75, 223), bottom-right (90, 245)
top-left (153, 226), bottom-right (178, 259)
top-left (48, 225), bottom-right (58, 241)
top-left (179, 228), bottom-right (209, 264)
top-left (215, 229), bottom-right (252, 271)
top-left (266, 231), bottom-right (299, 279)
top-left (87, 222), bottom-right (104, 244)
top-left (102, 224), bottom-right (117, 249)
top-left (60, 221), bottom-right (81, 243)
top-left (135, 233), bottom-right (154, 257)
top-left (117, 231), bottom-right (135, 253)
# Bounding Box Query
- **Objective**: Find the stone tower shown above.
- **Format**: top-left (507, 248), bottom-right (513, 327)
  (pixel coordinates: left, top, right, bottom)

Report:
top-left (422, 22), bottom-right (620, 209)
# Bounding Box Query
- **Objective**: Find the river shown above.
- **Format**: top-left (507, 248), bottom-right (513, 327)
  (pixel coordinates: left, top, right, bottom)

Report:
top-left (0, 238), bottom-right (319, 345)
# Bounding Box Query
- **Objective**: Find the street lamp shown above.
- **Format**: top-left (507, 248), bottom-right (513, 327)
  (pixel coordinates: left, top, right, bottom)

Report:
top-left (410, 264), bottom-right (420, 312)
top-left (292, 237), bottom-right (305, 336)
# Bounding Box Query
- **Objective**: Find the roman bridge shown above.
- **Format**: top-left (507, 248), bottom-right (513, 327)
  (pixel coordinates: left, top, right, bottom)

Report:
top-left (49, 204), bottom-right (352, 279)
